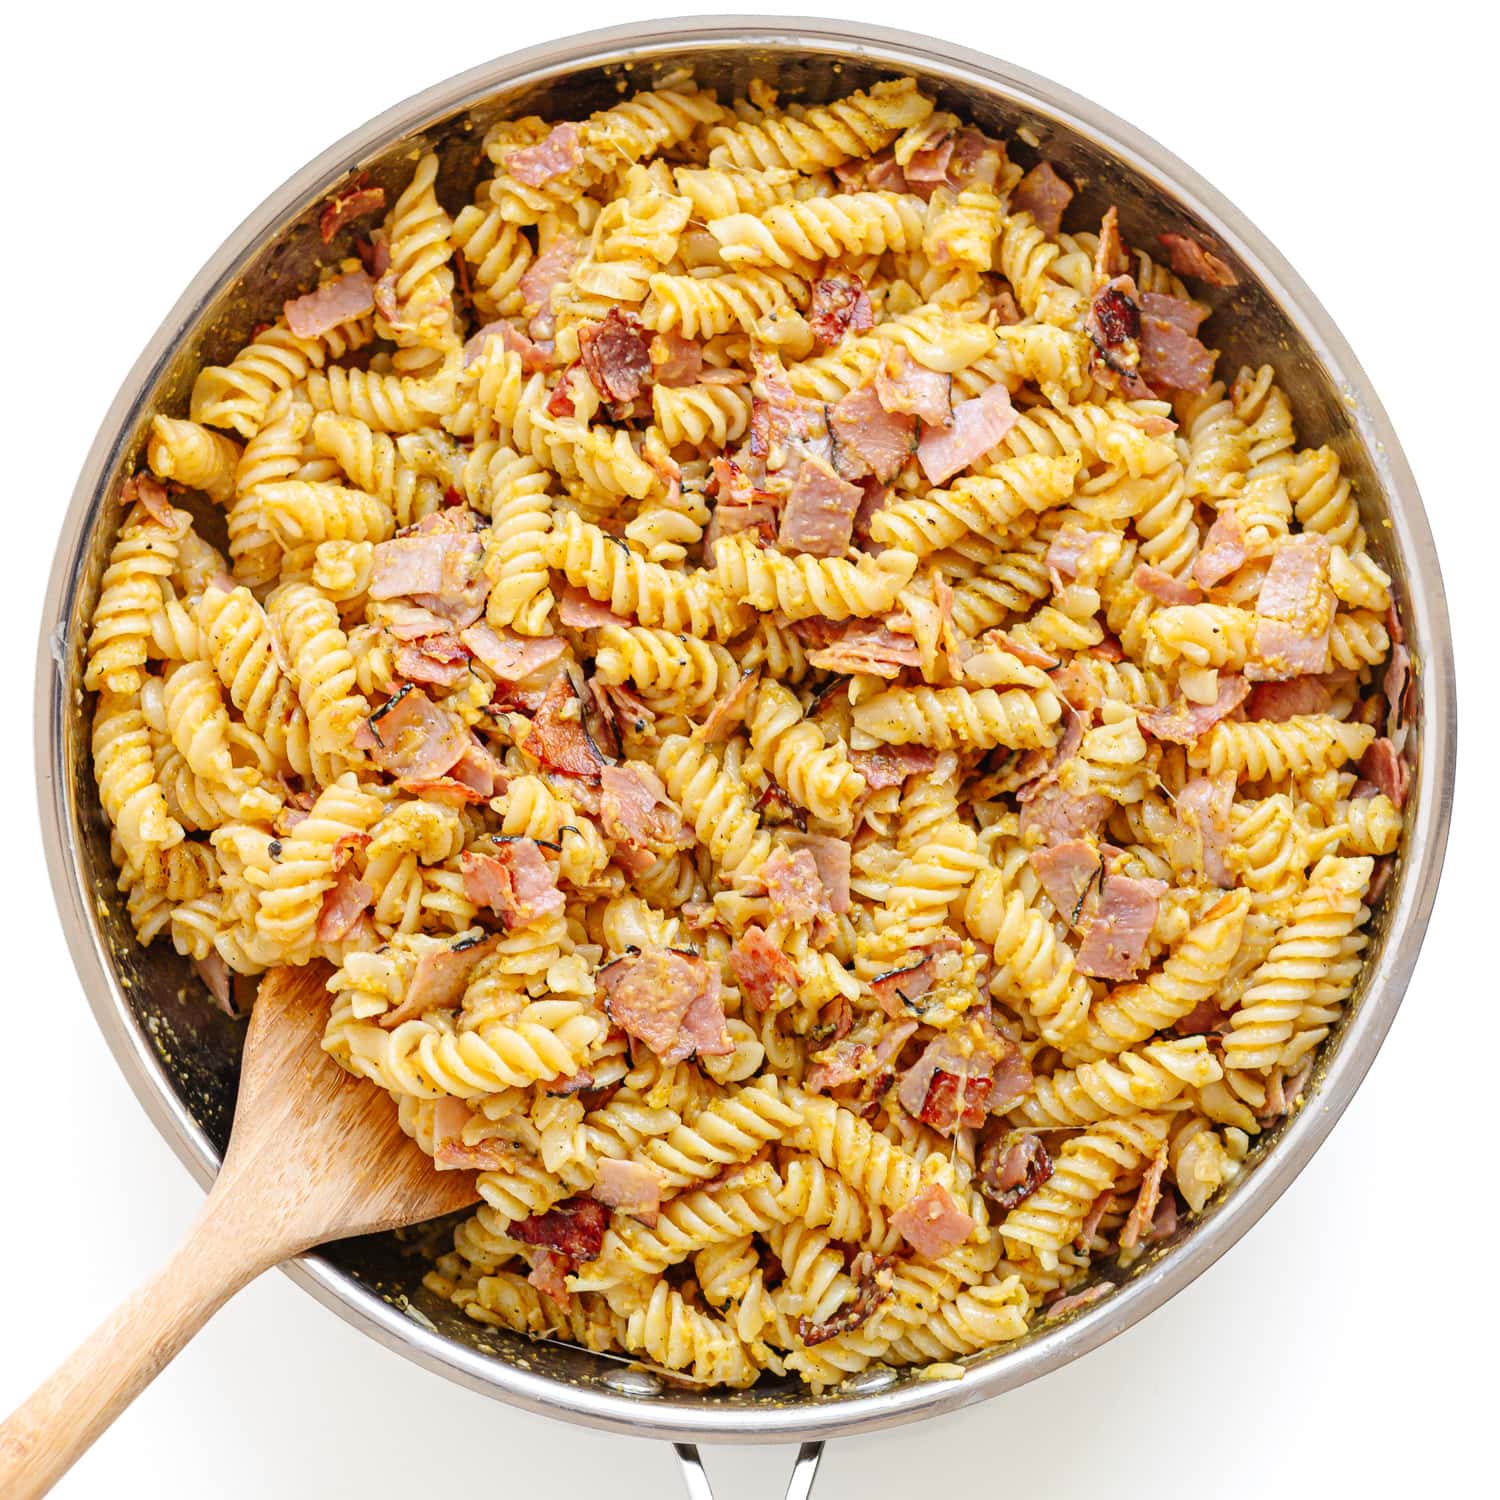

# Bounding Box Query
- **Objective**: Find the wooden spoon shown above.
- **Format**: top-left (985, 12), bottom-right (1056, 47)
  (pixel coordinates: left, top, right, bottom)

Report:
top-left (0, 964), bottom-right (478, 1499)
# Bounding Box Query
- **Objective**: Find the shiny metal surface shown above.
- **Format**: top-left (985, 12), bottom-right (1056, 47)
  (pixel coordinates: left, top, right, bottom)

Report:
top-left (37, 15), bottom-right (1456, 1447)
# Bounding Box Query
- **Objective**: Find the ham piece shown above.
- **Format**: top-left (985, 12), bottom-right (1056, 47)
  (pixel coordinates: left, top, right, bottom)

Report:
top-left (431, 1098), bottom-right (519, 1171)
top-left (1019, 782), bottom-right (1108, 847)
top-left (1075, 874), bottom-right (1166, 980)
top-left (522, 673), bottom-right (608, 782)
top-left (510, 1194), bottom-right (608, 1261)
top-left (829, 384), bottom-right (917, 484)
top-left (598, 948), bottom-right (732, 1062)
top-left (874, 347), bottom-right (953, 427)
top-left (1029, 839), bottom-right (1100, 926)
top-left (1248, 533), bottom-right (1333, 679)
top-left (1359, 737), bottom-right (1410, 810)
top-left (650, 330), bottom-right (704, 386)
top-left (797, 1253), bottom-right (895, 1345)
top-left (121, 474), bottom-right (175, 526)
top-left (285, 269), bottom-right (376, 339)
top-left (917, 383), bottom-right (1018, 484)
top-left (599, 763), bottom-right (687, 867)
top-left (1012, 160), bottom-right (1074, 237)
top-left (730, 924), bottom-right (800, 1010)
top-left (778, 457), bottom-right (865, 557)
top-left (392, 633), bottom-right (470, 689)
top-left (355, 687), bottom-right (469, 780)
top-left (507, 123), bottom-right (583, 187)
top-left (459, 622), bottom-right (566, 681)
top-left (785, 832), bottom-right (852, 914)
top-left (979, 1132), bottom-right (1054, 1211)
top-left (1133, 564), bottom-right (1203, 606)
top-left (1085, 275), bottom-right (1151, 399)
top-left (378, 933), bottom-right (501, 1028)
top-left (1178, 774), bottom-right (1236, 887)
top-left (464, 319), bottom-right (556, 371)
top-left (761, 846), bottom-right (827, 926)
top-left (1158, 232), bottom-right (1239, 288)
top-left (1094, 206), bottom-right (1130, 283)
top-left (371, 528), bottom-right (485, 605)
top-left (808, 275), bottom-right (874, 347)
top-left (518, 233), bottom-right (582, 333)
top-left (1138, 674), bottom-right (1250, 744)
top-left (1245, 674), bottom-right (1335, 721)
top-left (805, 617), bottom-right (921, 677)
top-left (555, 583), bottom-right (627, 630)
top-left (694, 669), bottom-right (758, 743)
top-left (849, 743), bottom-right (937, 790)
top-left (1194, 512), bottom-right (1249, 589)
top-left (316, 853), bottom-right (374, 942)
top-left (1138, 293), bottom-right (1214, 394)
top-left (897, 1023), bottom-right (1032, 1134)
top-left (460, 842), bottom-right (564, 926)
top-left (1120, 1147), bottom-right (1170, 1252)
top-left (578, 308), bottom-right (653, 406)
top-left (592, 1159), bottom-right (663, 1221)
top-left (891, 1183), bottom-right (974, 1259)
top-left (319, 180), bottom-right (385, 244)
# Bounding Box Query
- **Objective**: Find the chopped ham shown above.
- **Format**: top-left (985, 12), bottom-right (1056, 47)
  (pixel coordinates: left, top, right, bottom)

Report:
top-left (649, 330), bottom-right (704, 386)
top-left (1086, 275), bottom-right (1151, 398)
top-left (916, 383), bottom-right (1018, 484)
top-left (553, 583), bottom-right (627, 630)
top-left (527, 1250), bottom-right (572, 1307)
top-left (510, 1194), bottom-right (608, 1260)
top-left (522, 674), bottom-right (607, 783)
top-left (1046, 1285), bottom-right (1111, 1318)
top-left (379, 933), bottom-right (500, 1028)
top-left (464, 319), bottom-right (555, 371)
top-left (829, 384), bottom-right (917, 485)
top-left (194, 952), bottom-right (235, 1015)
top-left (761, 846), bottom-right (826, 926)
top-left (507, 122), bottom-right (583, 187)
top-left (805, 1038), bottom-right (872, 1094)
top-left (1159, 232), bottom-right (1239, 288)
top-left (850, 743), bottom-right (937, 790)
top-left (797, 1253), bottom-right (895, 1345)
top-left (861, 151), bottom-right (909, 193)
top-left (808, 275), bottom-right (874, 348)
top-left (1142, 292), bottom-right (1208, 336)
top-left (694, 669), bottom-right (758, 743)
top-left (592, 1159), bottom-right (663, 1222)
top-left (1134, 564), bottom-right (1203, 605)
top-left (596, 947), bottom-right (732, 1062)
top-left (704, 496), bottom-right (777, 567)
top-left (451, 737), bottom-right (507, 798)
top-left (730, 924), bottom-right (800, 1010)
top-left (979, 1132), bottom-right (1054, 1211)
top-left (518, 233), bottom-right (582, 330)
top-left (459, 622), bottom-right (566, 681)
top-left (1095, 206), bottom-right (1130, 284)
top-left (1138, 674), bottom-right (1250, 744)
top-left (1384, 643), bottom-right (1412, 736)
top-left (316, 863), bottom-right (373, 942)
top-left (1249, 533), bottom-right (1333, 679)
top-left (371, 529), bottom-right (484, 604)
top-left (1046, 523), bottom-right (1097, 583)
top-left (891, 1183), bottom-right (974, 1259)
top-left (1359, 737), bottom-right (1410, 810)
top-left (122, 473), bottom-right (176, 526)
top-left (1074, 874), bottom-right (1166, 979)
top-left (1019, 782), bottom-right (1108, 847)
top-left (1178, 774), bottom-right (1235, 887)
top-left (1245, 675), bottom-right (1335, 722)
top-left (319, 180), bottom-right (386, 244)
top-left (355, 687), bottom-right (469, 780)
top-left (461, 842), bottom-right (564, 926)
top-left (600, 763), bottom-right (687, 862)
top-left (1194, 512), bottom-right (1248, 589)
top-left (749, 346), bottom-right (831, 474)
top-left (432, 1097), bottom-right (518, 1171)
top-left (869, 944), bottom-right (953, 1017)
top-left (874, 347), bottom-right (953, 428)
top-left (1138, 294), bottom-right (1214, 394)
top-left (285, 269), bottom-right (376, 340)
top-left (1029, 839), bottom-right (1100, 926)
top-left (805, 617), bottom-right (922, 677)
top-left (1012, 161), bottom-right (1074, 237)
top-left (393, 633), bottom-right (470, 688)
top-left (1172, 998), bottom-right (1228, 1037)
top-left (897, 1022), bottom-right (1032, 1134)
top-left (1075, 1190), bottom-right (1115, 1248)
top-left (578, 308), bottom-right (653, 406)
top-left (777, 457), bottom-right (865, 557)
top-left (1119, 1146), bottom-right (1170, 1252)
top-left (1014, 701), bottom-right (1085, 802)
top-left (786, 832), bottom-right (852, 914)
top-left (904, 123), bottom-right (956, 185)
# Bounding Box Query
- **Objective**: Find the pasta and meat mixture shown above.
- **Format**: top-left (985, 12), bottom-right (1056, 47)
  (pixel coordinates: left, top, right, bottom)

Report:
top-left (86, 71), bottom-right (1413, 1390)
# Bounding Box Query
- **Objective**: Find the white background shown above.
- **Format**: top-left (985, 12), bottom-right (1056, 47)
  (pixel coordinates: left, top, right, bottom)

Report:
top-left (1, 3), bottom-right (1490, 1496)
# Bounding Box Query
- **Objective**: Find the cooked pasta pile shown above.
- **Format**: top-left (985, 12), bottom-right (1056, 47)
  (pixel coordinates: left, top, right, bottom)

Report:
top-left (86, 71), bottom-right (1411, 1390)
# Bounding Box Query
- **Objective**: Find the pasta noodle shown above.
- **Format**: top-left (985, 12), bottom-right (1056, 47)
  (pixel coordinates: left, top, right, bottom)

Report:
top-left (87, 73), bottom-right (1409, 1393)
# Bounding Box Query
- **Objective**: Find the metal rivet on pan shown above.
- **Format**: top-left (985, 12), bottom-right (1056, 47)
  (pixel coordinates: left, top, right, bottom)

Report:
top-left (842, 1368), bottom-right (898, 1394)
top-left (603, 1368), bottom-right (664, 1397)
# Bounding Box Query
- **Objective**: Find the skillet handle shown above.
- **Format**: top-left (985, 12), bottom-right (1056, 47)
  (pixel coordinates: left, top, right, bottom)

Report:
top-left (674, 1440), bottom-right (824, 1500)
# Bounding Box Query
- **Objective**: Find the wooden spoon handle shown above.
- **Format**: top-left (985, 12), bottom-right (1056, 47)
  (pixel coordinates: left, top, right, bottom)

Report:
top-left (0, 1190), bottom-right (274, 1500)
